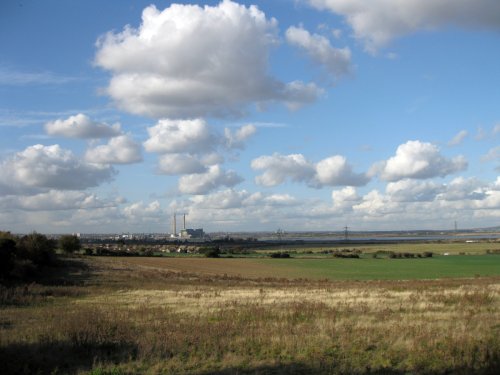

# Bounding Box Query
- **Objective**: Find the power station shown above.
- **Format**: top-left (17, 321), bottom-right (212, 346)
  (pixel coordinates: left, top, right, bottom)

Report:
top-left (171, 213), bottom-right (204, 239)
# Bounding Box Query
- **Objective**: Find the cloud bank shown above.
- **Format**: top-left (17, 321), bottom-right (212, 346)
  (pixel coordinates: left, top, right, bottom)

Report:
top-left (308, 0), bottom-right (500, 52)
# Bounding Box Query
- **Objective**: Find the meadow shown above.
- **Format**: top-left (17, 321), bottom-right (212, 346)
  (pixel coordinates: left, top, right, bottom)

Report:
top-left (1, 252), bottom-right (499, 374)
top-left (122, 255), bottom-right (500, 280)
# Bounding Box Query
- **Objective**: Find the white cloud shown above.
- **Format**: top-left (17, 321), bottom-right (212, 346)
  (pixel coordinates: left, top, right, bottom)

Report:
top-left (224, 124), bottom-right (257, 150)
top-left (282, 81), bottom-right (324, 111)
top-left (251, 153), bottom-right (316, 187)
top-left (482, 146), bottom-right (500, 162)
top-left (144, 119), bottom-right (255, 175)
top-left (448, 130), bottom-right (468, 146)
top-left (437, 177), bottom-right (486, 201)
top-left (353, 190), bottom-right (403, 217)
top-left (308, 0), bottom-right (500, 52)
top-left (189, 189), bottom-right (251, 209)
top-left (157, 153), bottom-right (207, 175)
top-left (286, 25), bottom-right (352, 79)
top-left (263, 194), bottom-right (298, 206)
top-left (376, 140), bottom-right (467, 181)
top-left (331, 186), bottom-right (361, 211)
top-left (251, 153), bottom-right (368, 187)
top-left (143, 118), bottom-right (214, 154)
top-left (45, 113), bottom-right (121, 139)
top-left (0, 144), bottom-right (115, 194)
top-left (315, 155), bottom-right (369, 186)
top-left (123, 200), bottom-right (162, 220)
top-left (85, 135), bottom-right (142, 164)
top-left (178, 165), bottom-right (243, 194)
top-left (385, 179), bottom-right (442, 202)
top-left (95, 1), bottom-right (321, 118)
top-left (0, 190), bottom-right (120, 211)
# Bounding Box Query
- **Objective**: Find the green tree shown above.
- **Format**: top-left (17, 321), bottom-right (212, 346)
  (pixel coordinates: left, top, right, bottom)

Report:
top-left (59, 235), bottom-right (81, 254)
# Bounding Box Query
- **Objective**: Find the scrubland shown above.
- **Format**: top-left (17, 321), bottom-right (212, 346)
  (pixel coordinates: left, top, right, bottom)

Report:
top-left (1, 256), bottom-right (499, 374)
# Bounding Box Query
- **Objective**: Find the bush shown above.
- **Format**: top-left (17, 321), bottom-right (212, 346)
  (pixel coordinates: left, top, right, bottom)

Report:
top-left (199, 246), bottom-right (221, 258)
top-left (0, 238), bottom-right (16, 278)
top-left (18, 232), bottom-right (56, 266)
top-left (333, 253), bottom-right (359, 259)
top-left (269, 252), bottom-right (290, 258)
top-left (59, 235), bottom-right (81, 254)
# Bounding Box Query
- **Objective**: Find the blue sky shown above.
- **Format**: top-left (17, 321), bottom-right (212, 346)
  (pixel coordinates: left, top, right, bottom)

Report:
top-left (1, 0), bottom-right (499, 234)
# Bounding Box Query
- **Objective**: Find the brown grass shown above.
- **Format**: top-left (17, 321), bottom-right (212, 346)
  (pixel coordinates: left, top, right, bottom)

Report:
top-left (0, 256), bottom-right (499, 374)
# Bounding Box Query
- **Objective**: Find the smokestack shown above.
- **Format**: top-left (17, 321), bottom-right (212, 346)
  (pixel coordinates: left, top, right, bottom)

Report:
top-left (173, 213), bottom-right (176, 237)
top-left (183, 214), bottom-right (186, 230)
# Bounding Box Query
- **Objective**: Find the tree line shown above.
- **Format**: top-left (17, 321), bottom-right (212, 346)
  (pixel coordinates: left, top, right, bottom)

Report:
top-left (0, 231), bottom-right (81, 281)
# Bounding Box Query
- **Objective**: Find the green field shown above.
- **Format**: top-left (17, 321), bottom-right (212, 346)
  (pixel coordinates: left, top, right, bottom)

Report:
top-left (252, 255), bottom-right (500, 280)
top-left (122, 254), bottom-right (500, 280)
top-left (255, 241), bottom-right (500, 255)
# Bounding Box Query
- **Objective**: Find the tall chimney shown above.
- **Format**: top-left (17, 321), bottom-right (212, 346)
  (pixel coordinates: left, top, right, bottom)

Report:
top-left (183, 214), bottom-right (186, 230)
top-left (173, 213), bottom-right (176, 237)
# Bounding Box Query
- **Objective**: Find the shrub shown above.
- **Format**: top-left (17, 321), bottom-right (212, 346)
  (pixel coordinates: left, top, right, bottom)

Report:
top-left (270, 252), bottom-right (290, 258)
top-left (0, 238), bottom-right (16, 278)
top-left (333, 253), bottom-right (359, 259)
top-left (18, 232), bottom-right (56, 266)
top-left (59, 235), bottom-right (81, 254)
top-left (199, 246), bottom-right (221, 258)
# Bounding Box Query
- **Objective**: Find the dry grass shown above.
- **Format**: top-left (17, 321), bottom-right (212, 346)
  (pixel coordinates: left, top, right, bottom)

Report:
top-left (1, 256), bottom-right (499, 374)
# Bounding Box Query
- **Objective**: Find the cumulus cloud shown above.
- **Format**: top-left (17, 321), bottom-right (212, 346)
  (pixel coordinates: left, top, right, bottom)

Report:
top-left (144, 118), bottom-right (214, 155)
top-left (448, 130), bottom-right (468, 146)
top-left (315, 155), bottom-right (369, 186)
top-left (331, 186), bottom-right (361, 211)
top-left (251, 153), bottom-right (316, 187)
top-left (385, 179), bottom-right (442, 202)
top-left (85, 135), bottom-right (142, 164)
top-left (437, 177), bottom-right (486, 201)
top-left (282, 81), bottom-right (324, 111)
top-left (188, 189), bottom-right (246, 209)
top-left (45, 113), bottom-right (121, 139)
top-left (157, 154), bottom-right (207, 175)
top-left (123, 200), bottom-right (162, 220)
top-left (178, 165), bottom-right (243, 194)
top-left (144, 119), bottom-right (256, 175)
top-left (375, 140), bottom-right (467, 181)
top-left (308, 0), bottom-right (500, 52)
top-left (95, 1), bottom-right (321, 118)
top-left (286, 25), bottom-right (352, 79)
top-left (224, 124), bottom-right (257, 150)
top-left (0, 144), bottom-right (115, 194)
top-left (251, 153), bottom-right (368, 187)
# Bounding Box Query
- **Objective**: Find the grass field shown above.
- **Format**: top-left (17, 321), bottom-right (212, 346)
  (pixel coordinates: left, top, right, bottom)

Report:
top-left (255, 241), bottom-right (500, 255)
top-left (120, 254), bottom-right (500, 280)
top-left (1, 255), bottom-right (499, 374)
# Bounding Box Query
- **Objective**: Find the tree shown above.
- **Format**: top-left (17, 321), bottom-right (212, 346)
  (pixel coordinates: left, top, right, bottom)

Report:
top-left (59, 235), bottom-right (81, 254)
top-left (0, 238), bottom-right (16, 278)
top-left (18, 232), bottom-right (56, 266)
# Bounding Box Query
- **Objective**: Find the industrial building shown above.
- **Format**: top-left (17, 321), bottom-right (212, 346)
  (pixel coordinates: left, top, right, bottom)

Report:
top-left (171, 213), bottom-right (204, 239)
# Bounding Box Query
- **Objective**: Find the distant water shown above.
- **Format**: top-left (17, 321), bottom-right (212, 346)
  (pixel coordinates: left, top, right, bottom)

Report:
top-left (261, 234), bottom-right (500, 242)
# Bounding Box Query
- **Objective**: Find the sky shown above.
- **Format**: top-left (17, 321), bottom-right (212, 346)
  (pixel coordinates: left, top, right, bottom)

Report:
top-left (0, 0), bottom-right (499, 234)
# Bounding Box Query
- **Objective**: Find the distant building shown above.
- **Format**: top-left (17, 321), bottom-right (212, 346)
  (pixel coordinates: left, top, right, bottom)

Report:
top-left (180, 228), bottom-right (204, 239)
